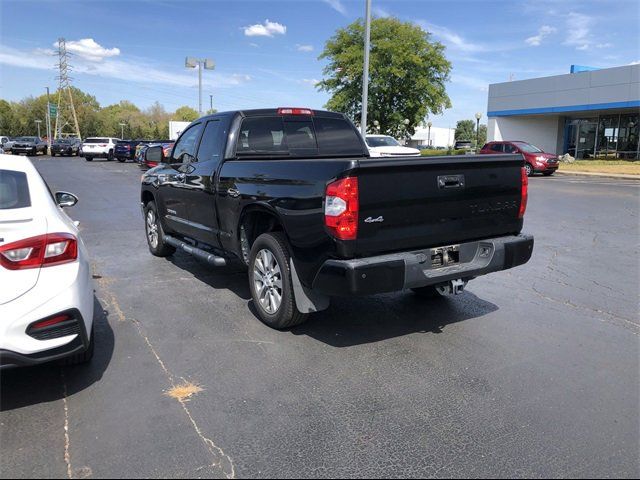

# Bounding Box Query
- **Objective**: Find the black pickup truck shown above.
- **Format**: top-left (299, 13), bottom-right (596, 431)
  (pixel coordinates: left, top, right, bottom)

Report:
top-left (141, 108), bottom-right (533, 329)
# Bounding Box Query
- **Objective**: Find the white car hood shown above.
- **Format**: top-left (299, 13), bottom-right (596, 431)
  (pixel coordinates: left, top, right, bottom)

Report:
top-left (369, 146), bottom-right (421, 156)
top-left (0, 209), bottom-right (46, 305)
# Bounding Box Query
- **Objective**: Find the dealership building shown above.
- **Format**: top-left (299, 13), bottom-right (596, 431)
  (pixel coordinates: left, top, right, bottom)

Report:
top-left (487, 64), bottom-right (640, 159)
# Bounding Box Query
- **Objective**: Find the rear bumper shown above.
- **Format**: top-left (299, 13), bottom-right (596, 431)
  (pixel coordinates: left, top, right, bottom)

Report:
top-left (312, 234), bottom-right (534, 296)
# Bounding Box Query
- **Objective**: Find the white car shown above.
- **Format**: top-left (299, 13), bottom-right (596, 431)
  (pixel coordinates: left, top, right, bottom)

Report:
top-left (0, 155), bottom-right (94, 368)
top-left (81, 137), bottom-right (119, 162)
top-left (365, 135), bottom-right (421, 157)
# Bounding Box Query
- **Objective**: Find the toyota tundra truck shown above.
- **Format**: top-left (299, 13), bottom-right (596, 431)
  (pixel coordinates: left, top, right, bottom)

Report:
top-left (140, 108), bottom-right (533, 329)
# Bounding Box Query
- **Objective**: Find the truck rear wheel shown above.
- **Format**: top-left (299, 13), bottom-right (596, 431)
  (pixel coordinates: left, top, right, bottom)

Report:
top-left (249, 232), bottom-right (308, 329)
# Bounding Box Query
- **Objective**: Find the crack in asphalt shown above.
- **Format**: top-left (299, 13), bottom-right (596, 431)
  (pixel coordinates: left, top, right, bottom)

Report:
top-left (61, 370), bottom-right (73, 479)
top-left (96, 277), bottom-right (236, 479)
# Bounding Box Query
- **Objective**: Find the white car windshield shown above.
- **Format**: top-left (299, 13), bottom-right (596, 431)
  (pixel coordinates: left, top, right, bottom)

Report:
top-left (367, 136), bottom-right (401, 148)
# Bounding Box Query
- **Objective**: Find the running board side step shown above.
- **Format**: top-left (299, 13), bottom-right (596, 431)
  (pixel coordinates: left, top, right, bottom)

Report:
top-left (164, 235), bottom-right (227, 267)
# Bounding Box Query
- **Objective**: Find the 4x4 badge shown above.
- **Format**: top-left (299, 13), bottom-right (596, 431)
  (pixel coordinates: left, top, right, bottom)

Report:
top-left (364, 216), bottom-right (384, 223)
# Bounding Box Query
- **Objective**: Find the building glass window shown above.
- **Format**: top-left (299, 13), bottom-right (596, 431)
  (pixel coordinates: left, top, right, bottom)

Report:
top-left (617, 114), bottom-right (639, 160)
top-left (595, 115), bottom-right (619, 159)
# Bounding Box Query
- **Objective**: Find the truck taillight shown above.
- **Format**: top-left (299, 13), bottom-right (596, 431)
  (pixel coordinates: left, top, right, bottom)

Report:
top-left (0, 233), bottom-right (78, 270)
top-left (277, 107), bottom-right (314, 115)
top-left (518, 167), bottom-right (528, 219)
top-left (325, 177), bottom-right (358, 240)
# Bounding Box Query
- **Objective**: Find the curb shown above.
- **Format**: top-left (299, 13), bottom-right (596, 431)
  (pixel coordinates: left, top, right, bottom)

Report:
top-left (555, 170), bottom-right (640, 180)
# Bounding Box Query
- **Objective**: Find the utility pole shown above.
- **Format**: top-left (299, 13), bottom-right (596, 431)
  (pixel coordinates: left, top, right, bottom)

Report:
top-left (210, 94), bottom-right (213, 113)
top-left (119, 122), bottom-right (126, 139)
top-left (45, 87), bottom-right (52, 155)
top-left (186, 57), bottom-right (215, 115)
top-left (360, 0), bottom-right (372, 137)
top-left (35, 120), bottom-right (42, 138)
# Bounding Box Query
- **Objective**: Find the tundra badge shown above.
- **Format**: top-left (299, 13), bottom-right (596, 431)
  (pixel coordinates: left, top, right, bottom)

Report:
top-left (364, 216), bottom-right (384, 223)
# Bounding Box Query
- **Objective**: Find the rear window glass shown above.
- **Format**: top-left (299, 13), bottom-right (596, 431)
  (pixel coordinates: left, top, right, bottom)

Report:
top-left (84, 138), bottom-right (108, 143)
top-left (0, 170), bottom-right (31, 210)
top-left (236, 116), bottom-right (363, 158)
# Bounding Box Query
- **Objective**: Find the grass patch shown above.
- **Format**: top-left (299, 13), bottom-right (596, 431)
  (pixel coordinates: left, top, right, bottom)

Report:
top-left (420, 149), bottom-right (469, 156)
top-left (165, 381), bottom-right (203, 402)
top-left (559, 160), bottom-right (640, 175)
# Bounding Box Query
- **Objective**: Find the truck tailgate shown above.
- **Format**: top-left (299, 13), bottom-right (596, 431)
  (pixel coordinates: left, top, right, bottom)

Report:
top-left (355, 154), bottom-right (524, 256)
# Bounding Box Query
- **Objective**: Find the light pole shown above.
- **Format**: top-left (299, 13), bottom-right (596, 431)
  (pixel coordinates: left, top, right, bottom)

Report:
top-left (35, 119), bottom-right (42, 138)
top-left (361, 0), bottom-right (372, 137)
top-left (475, 112), bottom-right (482, 153)
top-left (427, 121), bottom-right (432, 147)
top-left (45, 87), bottom-right (52, 155)
top-left (119, 122), bottom-right (126, 139)
top-left (210, 94), bottom-right (213, 114)
top-left (403, 118), bottom-right (410, 145)
top-left (186, 57), bottom-right (215, 115)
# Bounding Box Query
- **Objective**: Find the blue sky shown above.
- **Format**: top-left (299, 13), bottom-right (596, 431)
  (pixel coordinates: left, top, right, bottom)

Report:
top-left (1, 0), bottom-right (638, 128)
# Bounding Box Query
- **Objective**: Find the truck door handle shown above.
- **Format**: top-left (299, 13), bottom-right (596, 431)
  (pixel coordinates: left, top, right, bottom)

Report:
top-left (438, 175), bottom-right (465, 189)
top-left (227, 188), bottom-right (240, 198)
top-left (176, 173), bottom-right (186, 181)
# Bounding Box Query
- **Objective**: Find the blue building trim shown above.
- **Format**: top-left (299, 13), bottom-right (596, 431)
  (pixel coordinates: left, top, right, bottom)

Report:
top-left (488, 100), bottom-right (640, 117)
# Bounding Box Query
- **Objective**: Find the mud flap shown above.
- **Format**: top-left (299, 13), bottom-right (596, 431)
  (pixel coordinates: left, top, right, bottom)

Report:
top-left (290, 260), bottom-right (330, 314)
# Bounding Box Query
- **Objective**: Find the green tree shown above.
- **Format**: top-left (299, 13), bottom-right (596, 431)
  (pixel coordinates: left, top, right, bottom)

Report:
top-left (454, 120), bottom-right (475, 141)
top-left (318, 16), bottom-right (451, 137)
top-left (173, 106), bottom-right (199, 122)
top-left (0, 100), bottom-right (18, 135)
top-left (455, 120), bottom-right (487, 147)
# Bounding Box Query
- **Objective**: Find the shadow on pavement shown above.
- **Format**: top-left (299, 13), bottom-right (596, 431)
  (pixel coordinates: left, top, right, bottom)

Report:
top-left (0, 296), bottom-right (115, 412)
top-left (290, 290), bottom-right (499, 347)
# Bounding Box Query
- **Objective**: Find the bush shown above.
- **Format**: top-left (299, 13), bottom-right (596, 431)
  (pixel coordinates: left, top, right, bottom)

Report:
top-left (420, 149), bottom-right (468, 156)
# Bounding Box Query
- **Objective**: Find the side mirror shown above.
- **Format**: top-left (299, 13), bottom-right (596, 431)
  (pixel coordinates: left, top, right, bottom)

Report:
top-left (55, 191), bottom-right (78, 208)
top-left (145, 145), bottom-right (164, 164)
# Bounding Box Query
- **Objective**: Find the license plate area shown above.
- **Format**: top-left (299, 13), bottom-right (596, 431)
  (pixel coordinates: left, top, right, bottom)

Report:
top-left (430, 245), bottom-right (460, 267)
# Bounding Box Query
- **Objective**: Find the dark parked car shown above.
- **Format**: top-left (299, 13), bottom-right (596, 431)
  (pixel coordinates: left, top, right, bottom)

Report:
top-left (480, 141), bottom-right (559, 176)
top-left (51, 138), bottom-right (82, 156)
top-left (115, 140), bottom-right (143, 162)
top-left (11, 137), bottom-right (47, 156)
top-left (140, 108), bottom-right (533, 329)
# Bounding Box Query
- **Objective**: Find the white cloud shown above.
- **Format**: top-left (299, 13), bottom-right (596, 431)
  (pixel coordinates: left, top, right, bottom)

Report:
top-left (296, 44), bottom-right (314, 52)
top-left (525, 25), bottom-right (557, 46)
top-left (629, 60), bottom-right (640, 65)
top-left (373, 6), bottom-right (391, 18)
top-left (418, 21), bottom-right (487, 53)
top-left (243, 20), bottom-right (286, 37)
top-left (54, 38), bottom-right (120, 61)
top-left (323, 0), bottom-right (347, 15)
top-left (249, 43), bottom-right (260, 48)
top-left (452, 74), bottom-right (489, 92)
top-left (300, 78), bottom-right (320, 86)
top-left (0, 43), bottom-right (251, 89)
top-left (564, 12), bottom-right (593, 50)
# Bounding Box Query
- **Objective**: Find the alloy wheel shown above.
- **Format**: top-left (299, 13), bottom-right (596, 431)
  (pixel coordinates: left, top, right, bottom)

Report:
top-left (253, 249), bottom-right (283, 314)
top-left (146, 210), bottom-right (159, 248)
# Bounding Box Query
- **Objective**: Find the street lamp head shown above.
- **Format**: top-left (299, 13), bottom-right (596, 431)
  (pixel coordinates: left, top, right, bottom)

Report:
top-left (475, 112), bottom-right (482, 120)
top-left (185, 57), bottom-right (198, 68)
top-left (373, 120), bottom-right (379, 126)
top-left (427, 121), bottom-right (432, 128)
top-left (403, 118), bottom-right (410, 125)
top-left (204, 58), bottom-right (215, 70)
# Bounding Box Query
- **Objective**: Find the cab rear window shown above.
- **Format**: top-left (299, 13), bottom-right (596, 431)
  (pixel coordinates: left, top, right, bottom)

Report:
top-left (236, 115), bottom-right (364, 158)
top-left (0, 170), bottom-right (31, 210)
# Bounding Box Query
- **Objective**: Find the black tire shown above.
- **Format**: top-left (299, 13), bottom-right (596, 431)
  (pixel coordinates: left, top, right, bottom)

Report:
top-left (63, 328), bottom-right (94, 366)
top-left (543, 171), bottom-right (554, 176)
top-left (524, 163), bottom-right (534, 177)
top-left (117, 157), bottom-right (126, 163)
top-left (249, 232), bottom-right (308, 329)
top-left (144, 201), bottom-right (175, 257)
top-left (107, 150), bottom-right (114, 161)
top-left (85, 156), bottom-right (93, 162)
top-left (411, 285), bottom-right (444, 298)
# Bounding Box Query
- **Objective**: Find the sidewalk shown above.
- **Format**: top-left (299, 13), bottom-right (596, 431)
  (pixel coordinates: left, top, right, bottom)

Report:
top-left (555, 170), bottom-right (640, 180)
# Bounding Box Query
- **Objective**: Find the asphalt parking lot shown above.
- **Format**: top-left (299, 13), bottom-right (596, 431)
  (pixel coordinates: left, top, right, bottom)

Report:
top-left (1, 155), bottom-right (639, 478)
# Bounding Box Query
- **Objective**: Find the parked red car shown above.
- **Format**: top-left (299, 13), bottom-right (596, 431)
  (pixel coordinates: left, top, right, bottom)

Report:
top-left (480, 141), bottom-right (559, 176)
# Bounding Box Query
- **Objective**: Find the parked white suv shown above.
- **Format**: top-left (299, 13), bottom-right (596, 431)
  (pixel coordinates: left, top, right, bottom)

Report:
top-left (365, 135), bottom-right (421, 157)
top-left (81, 137), bottom-right (119, 161)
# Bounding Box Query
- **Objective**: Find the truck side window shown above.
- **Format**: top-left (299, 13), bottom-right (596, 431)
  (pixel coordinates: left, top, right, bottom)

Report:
top-left (504, 143), bottom-right (517, 153)
top-left (491, 143), bottom-right (503, 152)
top-left (237, 117), bottom-right (286, 154)
top-left (171, 123), bottom-right (203, 164)
top-left (196, 120), bottom-right (222, 164)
